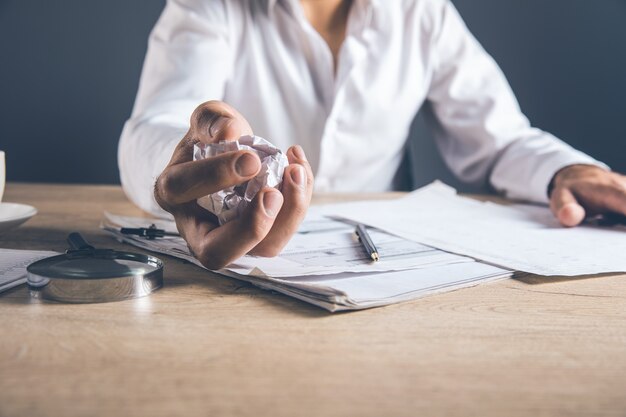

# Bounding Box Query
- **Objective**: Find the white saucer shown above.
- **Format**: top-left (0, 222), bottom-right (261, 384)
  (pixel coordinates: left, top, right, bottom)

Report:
top-left (0, 203), bottom-right (38, 234)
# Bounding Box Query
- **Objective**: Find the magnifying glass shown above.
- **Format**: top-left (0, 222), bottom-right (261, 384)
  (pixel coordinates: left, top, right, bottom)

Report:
top-left (27, 233), bottom-right (164, 303)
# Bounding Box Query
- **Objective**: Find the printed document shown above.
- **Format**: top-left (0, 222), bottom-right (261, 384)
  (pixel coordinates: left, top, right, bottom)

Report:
top-left (326, 182), bottom-right (626, 276)
top-left (0, 249), bottom-right (57, 293)
top-left (103, 211), bottom-right (475, 277)
top-left (102, 210), bottom-right (511, 311)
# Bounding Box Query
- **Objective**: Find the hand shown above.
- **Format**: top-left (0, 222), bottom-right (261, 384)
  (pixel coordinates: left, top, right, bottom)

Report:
top-left (154, 100), bottom-right (314, 269)
top-left (549, 164), bottom-right (626, 227)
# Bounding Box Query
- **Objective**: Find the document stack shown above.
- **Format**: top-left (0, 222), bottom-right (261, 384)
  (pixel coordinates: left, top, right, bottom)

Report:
top-left (102, 205), bottom-right (511, 312)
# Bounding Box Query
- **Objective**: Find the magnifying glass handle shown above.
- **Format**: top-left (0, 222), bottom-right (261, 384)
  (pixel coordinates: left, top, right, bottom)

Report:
top-left (67, 232), bottom-right (95, 251)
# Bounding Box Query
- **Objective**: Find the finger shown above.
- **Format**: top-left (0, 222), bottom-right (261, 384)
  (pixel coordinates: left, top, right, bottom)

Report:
top-left (601, 186), bottom-right (626, 217)
top-left (156, 150), bottom-right (261, 206)
top-left (573, 176), bottom-right (626, 217)
top-left (286, 145), bottom-right (314, 196)
top-left (187, 188), bottom-right (284, 270)
top-left (190, 100), bottom-right (253, 145)
top-left (251, 163), bottom-right (310, 257)
top-left (164, 102), bottom-right (253, 168)
top-left (170, 201), bottom-right (219, 241)
top-left (550, 187), bottom-right (586, 227)
top-left (250, 146), bottom-right (314, 256)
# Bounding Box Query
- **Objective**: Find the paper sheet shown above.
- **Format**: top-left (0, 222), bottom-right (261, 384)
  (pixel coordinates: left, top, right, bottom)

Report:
top-left (325, 182), bottom-right (626, 276)
top-left (220, 262), bottom-right (511, 311)
top-left (0, 249), bottom-right (58, 293)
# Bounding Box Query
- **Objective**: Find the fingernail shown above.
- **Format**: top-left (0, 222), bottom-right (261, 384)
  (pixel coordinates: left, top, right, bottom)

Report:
top-left (293, 145), bottom-right (307, 161)
top-left (209, 117), bottom-right (230, 138)
top-left (236, 153), bottom-right (260, 177)
top-left (263, 191), bottom-right (282, 218)
top-left (290, 165), bottom-right (306, 188)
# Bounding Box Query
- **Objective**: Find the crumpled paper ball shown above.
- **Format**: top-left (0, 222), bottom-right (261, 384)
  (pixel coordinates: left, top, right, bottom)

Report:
top-left (193, 135), bottom-right (289, 225)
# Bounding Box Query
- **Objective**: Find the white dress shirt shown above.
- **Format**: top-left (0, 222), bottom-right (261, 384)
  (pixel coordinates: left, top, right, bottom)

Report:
top-left (119, 0), bottom-right (603, 217)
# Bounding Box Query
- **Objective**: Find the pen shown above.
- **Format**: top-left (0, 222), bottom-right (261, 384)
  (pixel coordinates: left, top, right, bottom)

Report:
top-left (355, 224), bottom-right (380, 262)
top-left (120, 224), bottom-right (179, 240)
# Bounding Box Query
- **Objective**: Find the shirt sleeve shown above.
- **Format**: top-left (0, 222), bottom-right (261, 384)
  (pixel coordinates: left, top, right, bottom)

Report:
top-left (423, 0), bottom-right (607, 203)
top-left (118, 0), bottom-right (233, 217)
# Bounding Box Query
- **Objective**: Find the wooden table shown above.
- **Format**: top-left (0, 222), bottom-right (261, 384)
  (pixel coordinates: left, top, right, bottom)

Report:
top-left (1, 183), bottom-right (625, 417)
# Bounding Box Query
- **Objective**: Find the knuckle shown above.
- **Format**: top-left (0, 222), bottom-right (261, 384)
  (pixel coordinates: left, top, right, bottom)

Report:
top-left (191, 101), bottom-right (222, 130)
top-left (247, 221), bottom-right (269, 242)
top-left (289, 202), bottom-right (307, 220)
top-left (200, 257), bottom-right (226, 271)
top-left (242, 214), bottom-right (271, 242)
top-left (609, 175), bottom-right (626, 191)
top-left (238, 203), bottom-right (273, 242)
top-left (153, 181), bottom-right (171, 212)
top-left (155, 169), bottom-right (182, 204)
top-left (195, 242), bottom-right (228, 270)
top-left (155, 172), bottom-right (174, 203)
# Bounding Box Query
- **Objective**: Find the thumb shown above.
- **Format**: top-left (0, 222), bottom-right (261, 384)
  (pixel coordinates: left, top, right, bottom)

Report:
top-left (550, 187), bottom-right (586, 227)
top-left (190, 100), bottom-right (253, 144)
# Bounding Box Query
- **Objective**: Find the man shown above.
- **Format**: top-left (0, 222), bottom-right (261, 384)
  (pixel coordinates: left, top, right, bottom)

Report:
top-left (119, 0), bottom-right (626, 270)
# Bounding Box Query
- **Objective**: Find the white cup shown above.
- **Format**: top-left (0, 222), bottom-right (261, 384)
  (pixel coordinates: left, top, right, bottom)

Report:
top-left (0, 151), bottom-right (5, 202)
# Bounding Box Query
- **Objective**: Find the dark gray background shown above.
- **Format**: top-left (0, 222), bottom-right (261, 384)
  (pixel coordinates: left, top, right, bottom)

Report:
top-left (1, 0), bottom-right (625, 189)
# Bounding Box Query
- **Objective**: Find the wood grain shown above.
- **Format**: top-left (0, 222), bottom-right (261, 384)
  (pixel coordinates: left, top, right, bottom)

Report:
top-left (1, 183), bottom-right (625, 417)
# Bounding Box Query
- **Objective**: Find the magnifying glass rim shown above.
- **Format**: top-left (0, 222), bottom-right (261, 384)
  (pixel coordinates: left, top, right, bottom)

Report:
top-left (27, 250), bottom-right (164, 280)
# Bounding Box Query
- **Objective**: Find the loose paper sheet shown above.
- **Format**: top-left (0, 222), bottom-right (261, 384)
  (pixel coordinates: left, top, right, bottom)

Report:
top-left (0, 249), bottom-right (58, 293)
top-left (325, 182), bottom-right (626, 276)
